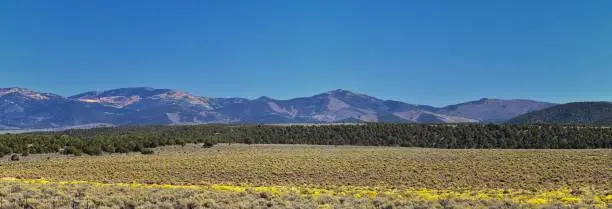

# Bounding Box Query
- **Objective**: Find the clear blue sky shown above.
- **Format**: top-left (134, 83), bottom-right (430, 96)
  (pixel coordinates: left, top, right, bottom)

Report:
top-left (1, 0), bottom-right (611, 106)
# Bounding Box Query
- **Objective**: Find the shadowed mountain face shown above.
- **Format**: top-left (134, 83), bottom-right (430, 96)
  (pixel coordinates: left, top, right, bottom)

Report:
top-left (437, 98), bottom-right (557, 123)
top-left (0, 87), bottom-right (557, 129)
top-left (507, 102), bottom-right (612, 125)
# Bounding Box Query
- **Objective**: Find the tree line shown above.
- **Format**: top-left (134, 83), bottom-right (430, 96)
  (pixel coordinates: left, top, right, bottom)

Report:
top-left (1, 124), bottom-right (610, 157)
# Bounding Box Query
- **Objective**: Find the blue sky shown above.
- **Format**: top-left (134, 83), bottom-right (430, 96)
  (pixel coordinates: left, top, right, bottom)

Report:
top-left (1, 0), bottom-right (611, 106)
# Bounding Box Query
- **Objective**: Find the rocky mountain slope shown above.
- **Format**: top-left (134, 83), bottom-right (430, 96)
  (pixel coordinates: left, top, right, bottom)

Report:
top-left (0, 87), bottom-right (557, 129)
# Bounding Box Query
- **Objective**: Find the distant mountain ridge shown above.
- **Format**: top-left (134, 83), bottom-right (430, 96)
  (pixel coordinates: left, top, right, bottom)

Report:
top-left (437, 98), bottom-right (556, 123)
top-left (0, 87), bottom-right (557, 130)
top-left (507, 102), bottom-right (612, 125)
top-left (0, 87), bottom-right (123, 129)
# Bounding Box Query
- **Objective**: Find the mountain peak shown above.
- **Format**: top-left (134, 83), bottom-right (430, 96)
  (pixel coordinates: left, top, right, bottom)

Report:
top-left (116, 87), bottom-right (157, 92)
top-left (69, 87), bottom-right (215, 109)
top-left (0, 87), bottom-right (58, 100)
top-left (69, 87), bottom-right (171, 108)
top-left (255, 96), bottom-right (275, 101)
top-left (476, 98), bottom-right (508, 103)
top-left (1, 87), bottom-right (31, 93)
top-left (72, 87), bottom-right (172, 98)
top-left (324, 89), bottom-right (369, 97)
top-left (327, 89), bottom-right (352, 94)
top-left (323, 89), bottom-right (378, 101)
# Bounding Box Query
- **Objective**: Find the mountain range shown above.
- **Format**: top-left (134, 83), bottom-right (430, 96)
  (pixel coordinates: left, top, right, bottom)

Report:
top-left (0, 87), bottom-right (557, 130)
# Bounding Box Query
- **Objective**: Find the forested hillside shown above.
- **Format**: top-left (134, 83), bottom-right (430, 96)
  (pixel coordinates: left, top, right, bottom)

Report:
top-left (1, 124), bottom-right (610, 157)
top-left (507, 102), bottom-right (612, 125)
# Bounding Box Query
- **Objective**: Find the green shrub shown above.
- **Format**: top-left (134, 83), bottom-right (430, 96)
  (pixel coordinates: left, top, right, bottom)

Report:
top-left (115, 144), bottom-right (129, 153)
top-left (177, 139), bottom-right (187, 147)
top-left (10, 154), bottom-right (19, 161)
top-left (0, 145), bottom-right (12, 157)
top-left (83, 145), bottom-right (102, 156)
top-left (62, 146), bottom-right (83, 156)
top-left (400, 141), bottom-right (412, 147)
top-left (203, 141), bottom-right (215, 148)
top-left (140, 149), bottom-right (154, 155)
top-left (102, 143), bottom-right (115, 153)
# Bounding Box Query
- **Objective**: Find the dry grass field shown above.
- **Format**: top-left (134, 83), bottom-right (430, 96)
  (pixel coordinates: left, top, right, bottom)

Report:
top-left (0, 144), bottom-right (610, 208)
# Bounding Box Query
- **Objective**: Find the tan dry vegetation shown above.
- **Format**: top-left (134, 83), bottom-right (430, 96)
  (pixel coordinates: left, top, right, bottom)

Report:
top-left (2, 144), bottom-right (610, 190)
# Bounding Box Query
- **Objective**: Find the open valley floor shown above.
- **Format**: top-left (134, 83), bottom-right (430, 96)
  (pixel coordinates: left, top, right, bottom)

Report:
top-left (0, 144), bottom-right (610, 208)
